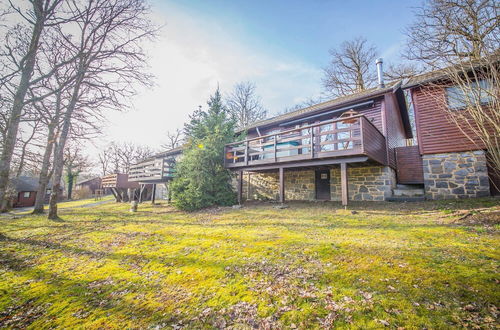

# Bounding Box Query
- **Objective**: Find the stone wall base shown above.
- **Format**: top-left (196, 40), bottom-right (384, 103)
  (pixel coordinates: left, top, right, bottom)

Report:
top-left (423, 150), bottom-right (490, 199)
top-left (234, 165), bottom-right (396, 202)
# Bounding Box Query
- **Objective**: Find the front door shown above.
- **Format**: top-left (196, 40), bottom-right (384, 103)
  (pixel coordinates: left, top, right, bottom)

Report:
top-left (315, 169), bottom-right (331, 200)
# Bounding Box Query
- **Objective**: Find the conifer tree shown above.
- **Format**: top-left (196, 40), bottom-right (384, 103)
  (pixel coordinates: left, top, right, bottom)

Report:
top-left (170, 88), bottom-right (237, 211)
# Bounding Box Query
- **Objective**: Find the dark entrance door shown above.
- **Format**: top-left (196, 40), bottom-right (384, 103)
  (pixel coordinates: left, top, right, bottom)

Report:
top-left (315, 169), bottom-right (331, 200)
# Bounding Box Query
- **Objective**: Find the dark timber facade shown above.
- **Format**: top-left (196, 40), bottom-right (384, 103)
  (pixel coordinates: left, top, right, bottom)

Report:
top-left (403, 69), bottom-right (498, 199)
top-left (225, 82), bottom-right (416, 205)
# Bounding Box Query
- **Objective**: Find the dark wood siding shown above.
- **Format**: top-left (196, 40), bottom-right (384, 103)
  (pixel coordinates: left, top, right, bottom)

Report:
top-left (361, 117), bottom-right (387, 165)
top-left (14, 191), bottom-right (37, 207)
top-left (412, 86), bottom-right (484, 155)
top-left (395, 146), bottom-right (424, 184)
top-left (76, 178), bottom-right (102, 194)
top-left (384, 93), bottom-right (407, 168)
top-left (360, 99), bottom-right (383, 133)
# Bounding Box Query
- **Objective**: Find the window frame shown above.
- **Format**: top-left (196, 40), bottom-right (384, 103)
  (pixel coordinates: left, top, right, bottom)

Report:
top-left (445, 79), bottom-right (493, 110)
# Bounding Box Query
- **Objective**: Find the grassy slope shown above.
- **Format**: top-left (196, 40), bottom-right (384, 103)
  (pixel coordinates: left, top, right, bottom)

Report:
top-left (0, 199), bottom-right (498, 329)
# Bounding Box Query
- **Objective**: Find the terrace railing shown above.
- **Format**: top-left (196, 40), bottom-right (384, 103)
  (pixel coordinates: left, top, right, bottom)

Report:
top-left (224, 115), bottom-right (387, 168)
top-left (128, 157), bottom-right (175, 183)
top-left (101, 174), bottom-right (118, 188)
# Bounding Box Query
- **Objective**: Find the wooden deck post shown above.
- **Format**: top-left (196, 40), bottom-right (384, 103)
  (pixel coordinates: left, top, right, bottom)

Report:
top-left (279, 167), bottom-right (285, 204)
top-left (110, 188), bottom-right (119, 202)
top-left (151, 184), bottom-right (156, 204)
top-left (247, 172), bottom-right (251, 200)
top-left (139, 184), bottom-right (144, 203)
top-left (237, 170), bottom-right (243, 204)
top-left (341, 162), bottom-right (348, 206)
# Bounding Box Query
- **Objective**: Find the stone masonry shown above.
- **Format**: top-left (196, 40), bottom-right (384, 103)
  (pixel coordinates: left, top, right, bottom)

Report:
top-left (422, 150), bottom-right (490, 199)
top-left (242, 170), bottom-right (315, 201)
top-left (237, 165), bottom-right (396, 202)
top-left (330, 166), bottom-right (396, 201)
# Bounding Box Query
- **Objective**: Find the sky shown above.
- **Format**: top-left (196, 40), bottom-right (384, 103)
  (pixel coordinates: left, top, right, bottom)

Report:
top-left (96, 0), bottom-right (420, 155)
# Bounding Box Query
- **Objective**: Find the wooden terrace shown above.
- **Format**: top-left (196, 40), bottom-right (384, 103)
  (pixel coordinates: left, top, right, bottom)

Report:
top-left (128, 157), bottom-right (175, 184)
top-left (224, 115), bottom-right (388, 206)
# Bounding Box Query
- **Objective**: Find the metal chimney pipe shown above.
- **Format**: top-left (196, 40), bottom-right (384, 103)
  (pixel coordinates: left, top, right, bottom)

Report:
top-left (376, 57), bottom-right (385, 88)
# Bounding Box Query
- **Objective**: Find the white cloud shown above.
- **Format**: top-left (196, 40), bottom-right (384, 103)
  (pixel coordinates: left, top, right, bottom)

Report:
top-left (92, 2), bottom-right (322, 157)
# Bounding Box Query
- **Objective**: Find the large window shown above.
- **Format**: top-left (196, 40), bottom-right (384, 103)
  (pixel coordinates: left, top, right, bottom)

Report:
top-left (446, 79), bottom-right (492, 110)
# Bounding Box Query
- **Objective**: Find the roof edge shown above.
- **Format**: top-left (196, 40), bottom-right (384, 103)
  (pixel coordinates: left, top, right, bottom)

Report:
top-left (238, 86), bottom-right (394, 132)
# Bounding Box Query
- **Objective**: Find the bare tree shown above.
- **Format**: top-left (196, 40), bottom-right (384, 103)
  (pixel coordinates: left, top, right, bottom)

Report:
top-left (14, 120), bottom-right (41, 178)
top-left (63, 144), bottom-right (90, 200)
top-left (0, 0), bottom-right (65, 211)
top-left (102, 142), bottom-right (155, 175)
top-left (385, 62), bottom-right (423, 81)
top-left (226, 81), bottom-right (267, 128)
top-left (30, 81), bottom-right (65, 213)
top-left (403, 0), bottom-right (500, 183)
top-left (97, 147), bottom-right (112, 176)
top-left (404, 0), bottom-right (499, 68)
top-left (29, 29), bottom-right (87, 214)
top-left (45, 0), bottom-right (157, 220)
top-left (161, 128), bottom-right (183, 150)
top-left (280, 96), bottom-right (323, 115)
top-left (322, 37), bottom-right (378, 97)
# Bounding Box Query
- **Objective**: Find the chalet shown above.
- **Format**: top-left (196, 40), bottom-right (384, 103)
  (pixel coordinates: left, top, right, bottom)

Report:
top-left (75, 177), bottom-right (102, 195)
top-left (101, 173), bottom-right (144, 202)
top-left (128, 146), bottom-right (183, 202)
top-left (11, 176), bottom-right (52, 208)
top-left (123, 60), bottom-right (498, 205)
top-left (402, 67), bottom-right (499, 199)
top-left (225, 59), bottom-right (418, 205)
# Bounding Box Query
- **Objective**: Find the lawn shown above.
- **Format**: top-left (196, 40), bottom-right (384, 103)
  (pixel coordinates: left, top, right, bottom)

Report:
top-left (10, 195), bottom-right (114, 215)
top-left (0, 199), bottom-right (499, 329)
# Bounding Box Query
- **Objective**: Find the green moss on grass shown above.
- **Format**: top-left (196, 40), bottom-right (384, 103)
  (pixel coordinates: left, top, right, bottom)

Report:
top-left (0, 198), bottom-right (498, 328)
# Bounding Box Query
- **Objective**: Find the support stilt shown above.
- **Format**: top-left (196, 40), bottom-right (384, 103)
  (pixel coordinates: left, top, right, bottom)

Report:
top-left (237, 171), bottom-right (243, 205)
top-left (139, 184), bottom-right (144, 203)
top-left (279, 167), bottom-right (285, 204)
top-left (151, 184), bottom-right (156, 204)
top-left (341, 162), bottom-right (349, 206)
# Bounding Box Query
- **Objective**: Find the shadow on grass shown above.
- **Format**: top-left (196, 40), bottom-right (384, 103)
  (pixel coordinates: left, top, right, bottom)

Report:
top-left (1, 216), bottom-right (498, 328)
top-left (0, 256), bottom-right (182, 328)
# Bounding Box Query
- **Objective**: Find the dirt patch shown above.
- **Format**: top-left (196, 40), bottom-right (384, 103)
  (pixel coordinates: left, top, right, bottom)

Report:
top-left (452, 210), bottom-right (500, 226)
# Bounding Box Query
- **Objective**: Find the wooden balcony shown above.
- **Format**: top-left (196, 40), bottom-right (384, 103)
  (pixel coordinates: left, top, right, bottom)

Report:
top-left (129, 156), bottom-right (176, 184)
top-left (224, 115), bottom-right (387, 170)
top-left (101, 174), bottom-right (119, 188)
top-left (101, 173), bottom-right (139, 189)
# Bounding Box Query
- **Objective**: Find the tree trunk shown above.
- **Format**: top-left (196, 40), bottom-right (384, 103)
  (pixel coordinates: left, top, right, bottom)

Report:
top-left (48, 73), bottom-right (84, 220)
top-left (15, 143), bottom-right (29, 178)
top-left (48, 138), bottom-right (67, 219)
top-left (32, 125), bottom-right (56, 214)
top-left (0, 4), bottom-right (46, 212)
top-left (66, 173), bottom-right (74, 200)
